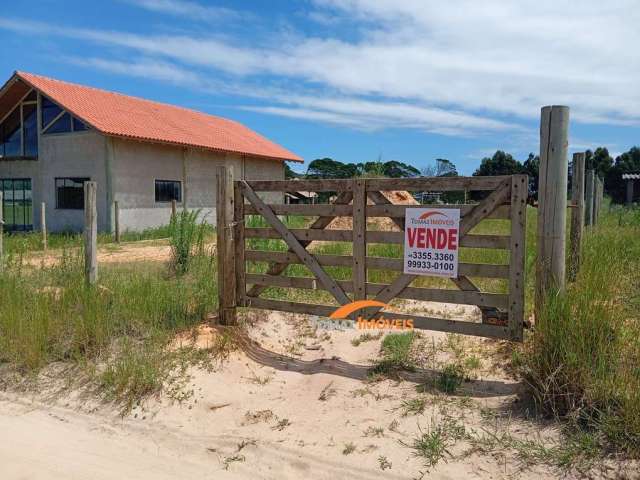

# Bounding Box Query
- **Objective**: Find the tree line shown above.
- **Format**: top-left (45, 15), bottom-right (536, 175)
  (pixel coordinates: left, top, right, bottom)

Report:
top-left (286, 146), bottom-right (640, 204)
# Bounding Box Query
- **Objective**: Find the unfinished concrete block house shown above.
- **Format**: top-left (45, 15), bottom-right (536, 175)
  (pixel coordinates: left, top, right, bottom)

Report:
top-left (0, 71), bottom-right (302, 232)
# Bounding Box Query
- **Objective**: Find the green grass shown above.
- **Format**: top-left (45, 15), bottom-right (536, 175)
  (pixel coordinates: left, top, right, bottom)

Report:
top-left (370, 331), bottom-right (417, 375)
top-left (518, 203), bottom-right (640, 455)
top-left (1, 223), bottom-right (203, 256)
top-left (0, 242), bottom-right (219, 409)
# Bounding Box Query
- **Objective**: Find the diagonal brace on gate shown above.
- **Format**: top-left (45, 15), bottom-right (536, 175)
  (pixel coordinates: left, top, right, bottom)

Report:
top-left (364, 179), bottom-right (512, 319)
top-left (240, 181), bottom-right (351, 306)
top-left (245, 190), bottom-right (353, 298)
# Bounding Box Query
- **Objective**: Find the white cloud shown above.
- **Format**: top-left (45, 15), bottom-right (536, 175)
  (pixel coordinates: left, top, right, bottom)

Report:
top-left (124, 0), bottom-right (245, 22)
top-left (1, 1), bottom-right (639, 135)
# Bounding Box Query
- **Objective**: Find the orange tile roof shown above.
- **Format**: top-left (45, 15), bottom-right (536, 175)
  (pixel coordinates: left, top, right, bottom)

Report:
top-left (14, 71), bottom-right (302, 162)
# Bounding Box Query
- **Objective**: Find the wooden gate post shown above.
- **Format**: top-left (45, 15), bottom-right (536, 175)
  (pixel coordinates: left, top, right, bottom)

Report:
top-left (536, 105), bottom-right (569, 307)
top-left (585, 170), bottom-right (595, 226)
top-left (84, 181), bottom-right (98, 285)
top-left (41, 202), bottom-right (47, 250)
top-left (216, 166), bottom-right (236, 325)
top-left (114, 200), bottom-right (121, 243)
top-left (352, 179), bottom-right (367, 301)
top-left (568, 152), bottom-right (585, 281)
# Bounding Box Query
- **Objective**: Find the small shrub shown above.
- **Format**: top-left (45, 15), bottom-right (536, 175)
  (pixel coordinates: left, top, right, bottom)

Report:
top-left (169, 209), bottom-right (206, 275)
top-left (436, 364), bottom-right (465, 394)
top-left (342, 442), bottom-right (357, 455)
top-left (370, 331), bottom-right (416, 375)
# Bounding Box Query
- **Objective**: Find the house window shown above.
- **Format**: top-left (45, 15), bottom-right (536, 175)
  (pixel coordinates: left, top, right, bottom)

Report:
top-left (56, 177), bottom-right (89, 209)
top-left (0, 107), bottom-right (22, 157)
top-left (155, 180), bottom-right (182, 203)
top-left (0, 89), bottom-right (41, 158)
top-left (0, 178), bottom-right (33, 231)
top-left (41, 96), bottom-right (89, 135)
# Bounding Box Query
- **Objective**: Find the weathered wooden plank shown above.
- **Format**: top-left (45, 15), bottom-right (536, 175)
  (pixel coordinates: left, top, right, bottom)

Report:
top-left (352, 179), bottom-right (367, 300)
top-left (84, 181), bottom-right (98, 285)
top-left (245, 228), bottom-right (353, 242)
top-left (246, 273), bottom-right (354, 292)
top-left (568, 153), bottom-right (585, 282)
top-left (508, 174), bottom-right (528, 341)
top-left (216, 167), bottom-right (236, 325)
top-left (245, 190), bottom-right (353, 298)
top-left (246, 179), bottom-right (354, 192)
top-left (114, 200), bottom-right (120, 243)
top-left (366, 190), bottom-right (404, 230)
top-left (585, 169), bottom-right (595, 226)
top-left (244, 203), bottom-right (353, 216)
top-left (247, 297), bottom-right (338, 317)
top-left (366, 256), bottom-right (509, 278)
top-left (366, 312), bottom-right (511, 340)
top-left (234, 183), bottom-right (247, 307)
top-left (40, 201), bottom-right (47, 250)
top-left (241, 181), bottom-right (351, 306)
top-left (365, 283), bottom-right (509, 309)
top-left (245, 250), bottom-right (353, 267)
top-left (367, 204), bottom-right (511, 220)
top-left (365, 230), bottom-right (511, 249)
top-left (536, 105), bottom-right (569, 309)
top-left (365, 176), bottom-right (511, 192)
top-left (459, 179), bottom-right (511, 236)
top-left (450, 276), bottom-right (503, 323)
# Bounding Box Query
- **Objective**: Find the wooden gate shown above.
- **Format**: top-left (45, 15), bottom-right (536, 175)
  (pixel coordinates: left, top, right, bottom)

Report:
top-left (216, 169), bottom-right (527, 342)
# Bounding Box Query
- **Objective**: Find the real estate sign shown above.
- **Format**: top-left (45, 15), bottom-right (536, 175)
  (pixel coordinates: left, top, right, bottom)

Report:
top-left (403, 208), bottom-right (460, 278)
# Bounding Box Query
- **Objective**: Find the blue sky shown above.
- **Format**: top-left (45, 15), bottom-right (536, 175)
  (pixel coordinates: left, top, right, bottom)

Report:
top-left (1, 0), bottom-right (638, 175)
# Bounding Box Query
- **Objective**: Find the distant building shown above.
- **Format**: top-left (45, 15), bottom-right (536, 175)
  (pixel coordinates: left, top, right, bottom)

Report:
top-left (622, 173), bottom-right (639, 205)
top-left (0, 71), bottom-right (302, 232)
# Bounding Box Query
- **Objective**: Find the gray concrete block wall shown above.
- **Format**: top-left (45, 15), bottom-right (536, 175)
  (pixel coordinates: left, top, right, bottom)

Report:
top-left (1, 130), bottom-right (288, 234)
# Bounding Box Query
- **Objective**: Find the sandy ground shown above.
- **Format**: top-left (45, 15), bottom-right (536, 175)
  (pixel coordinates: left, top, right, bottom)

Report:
top-left (3, 299), bottom-right (614, 480)
top-left (3, 238), bottom-right (636, 479)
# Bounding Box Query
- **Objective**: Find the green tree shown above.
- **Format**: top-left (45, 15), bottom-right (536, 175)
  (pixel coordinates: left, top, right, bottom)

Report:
top-left (284, 163), bottom-right (300, 179)
top-left (473, 150), bottom-right (525, 177)
top-left (306, 158), bottom-right (358, 179)
top-left (522, 153), bottom-right (540, 200)
top-left (585, 147), bottom-right (614, 178)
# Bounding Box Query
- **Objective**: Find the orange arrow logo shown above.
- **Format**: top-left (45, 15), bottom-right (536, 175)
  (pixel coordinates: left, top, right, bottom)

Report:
top-left (329, 300), bottom-right (389, 319)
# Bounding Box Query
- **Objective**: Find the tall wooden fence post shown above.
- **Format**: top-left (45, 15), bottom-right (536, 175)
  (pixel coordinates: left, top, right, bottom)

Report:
top-left (352, 178), bottom-right (367, 301)
top-left (216, 166), bottom-right (236, 325)
top-left (41, 202), bottom-right (47, 251)
top-left (114, 200), bottom-right (121, 243)
top-left (593, 177), bottom-right (601, 225)
top-left (171, 199), bottom-right (177, 219)
top-left (585, 170), bottom-right (595, 226)
top-left (0, 192), bottom-right (3, 271)
top-left (84, 181), bottom-right (98, 285)
top-left (536, 105), bottom-right (569, 310)
top-left (627, 178), bottom-right (634, 206)
top-left (568, 152), bottom-right (585, 281)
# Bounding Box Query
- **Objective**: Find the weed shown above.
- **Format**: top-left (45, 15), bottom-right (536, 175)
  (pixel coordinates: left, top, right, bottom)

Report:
top-left (436, 364), bottom-right (465, 394)
top-left (222, 454), bottom-right (245, 470)
top-left (363, 426), bottom-right (385, 438)
top-left (273, 418), bottom-right (291, 431)
top-left (401, 397), bottom-right (428, 416)
top-left (370, 331), bottom-right (416, 376)
top-left (319, 381), bottom-right (337, 401)
top-left (351, 331), bottom-right (383, 347)
top-left (342, 442), bottom-right (357, 455)
top-left (168, 209), bottom-right (206, 275)
top-left (378, 455), bottom-right (392, 470)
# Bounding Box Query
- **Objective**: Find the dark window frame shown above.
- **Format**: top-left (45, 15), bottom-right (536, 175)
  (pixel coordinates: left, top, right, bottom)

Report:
top-left (55, 177), bottom-right (90, 210)
top-left (0, 177), bottom-right (33, 231)
top-left (155, 179), bottom-right (182, 203)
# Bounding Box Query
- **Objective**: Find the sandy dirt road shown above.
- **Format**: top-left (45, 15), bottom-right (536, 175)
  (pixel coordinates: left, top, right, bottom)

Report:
top-left (1, 307), bottom-right (624, 480)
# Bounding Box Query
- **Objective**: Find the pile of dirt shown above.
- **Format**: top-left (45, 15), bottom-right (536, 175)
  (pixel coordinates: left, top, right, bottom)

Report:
top-left (327, 190), bottom-right (418, 231)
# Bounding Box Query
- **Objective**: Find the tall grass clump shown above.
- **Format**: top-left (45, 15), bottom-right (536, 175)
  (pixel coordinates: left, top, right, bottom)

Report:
top-left (0, 237), bottom-right (219, 408)
top-left (168, 209), bottom-right (206, 275)
top-left (518, 206), bottom-right (640, 454)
